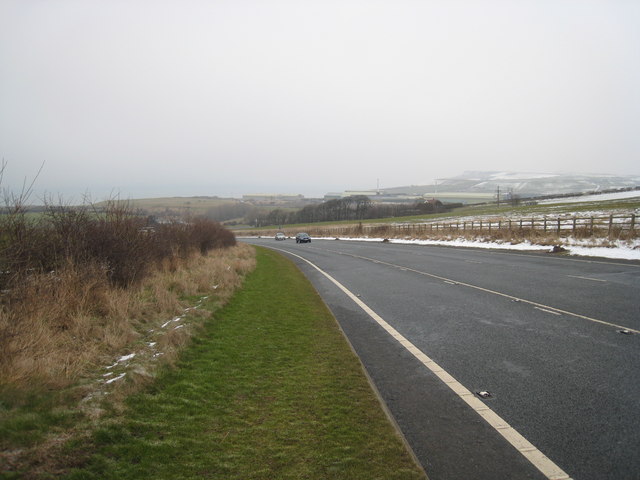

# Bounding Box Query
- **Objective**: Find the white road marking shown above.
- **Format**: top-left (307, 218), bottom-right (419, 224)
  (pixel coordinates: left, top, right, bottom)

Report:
top-left (337, 251), bottom-right (640, 335)
top-left (273, 247), bottom-right (573, 480)
top-left (534, 307), bottom-right (562, 316)
top-left (566, 275), bottom-right (607, 282)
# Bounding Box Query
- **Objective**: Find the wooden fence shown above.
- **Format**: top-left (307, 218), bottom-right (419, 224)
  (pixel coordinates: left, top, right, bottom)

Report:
top-left (264, 214), bottom-right (638, 239)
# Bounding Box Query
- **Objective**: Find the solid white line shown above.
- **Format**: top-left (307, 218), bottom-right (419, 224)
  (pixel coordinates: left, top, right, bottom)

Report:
top-left (274, 247), bottom-right (573, 480)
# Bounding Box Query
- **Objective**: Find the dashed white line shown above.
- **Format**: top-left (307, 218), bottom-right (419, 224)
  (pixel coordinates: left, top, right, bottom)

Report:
top-left (566, 275), bottom-right (607, 282)
top-left (336, 251), bottom-right (640, 335)
top-left (534, 306), bottom-right (562, 316)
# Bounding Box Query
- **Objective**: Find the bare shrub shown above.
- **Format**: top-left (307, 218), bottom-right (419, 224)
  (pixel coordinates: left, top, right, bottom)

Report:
top-left (0, 192), bottom-right (241, 390)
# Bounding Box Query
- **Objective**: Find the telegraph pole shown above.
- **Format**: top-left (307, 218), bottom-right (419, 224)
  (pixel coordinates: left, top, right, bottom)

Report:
top-left (496, 185), bottom-right (500, 206)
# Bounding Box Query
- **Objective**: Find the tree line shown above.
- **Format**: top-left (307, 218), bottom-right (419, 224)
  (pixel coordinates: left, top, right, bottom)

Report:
top-left (250, 196), bottom-right (459, 227)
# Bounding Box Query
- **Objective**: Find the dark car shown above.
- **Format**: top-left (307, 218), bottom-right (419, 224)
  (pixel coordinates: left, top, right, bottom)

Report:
top-left (295, 233), bottom-right (311, 243)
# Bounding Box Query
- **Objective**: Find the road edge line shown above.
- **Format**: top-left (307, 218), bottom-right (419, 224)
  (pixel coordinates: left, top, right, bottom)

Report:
top-left (279, 247), bottom-right (573, 480)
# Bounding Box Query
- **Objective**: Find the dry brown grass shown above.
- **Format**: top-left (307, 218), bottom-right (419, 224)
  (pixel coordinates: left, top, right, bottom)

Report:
top-left (1, 261), bottom-right (128, 388)
top-left (0, 244), bottom-right (256, 477)
top-left (409, 228), bottom-right (560, 245)
top-left (0, 244), bottom-right (255, 392)
top-left (258, 221), bottom-right (636, 248)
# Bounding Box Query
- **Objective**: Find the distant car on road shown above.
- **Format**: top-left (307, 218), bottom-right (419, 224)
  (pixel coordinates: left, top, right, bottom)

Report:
top-left (275, 232), bottom-right (286, 241)
top-left (295, 233), bottom-right (311, 243)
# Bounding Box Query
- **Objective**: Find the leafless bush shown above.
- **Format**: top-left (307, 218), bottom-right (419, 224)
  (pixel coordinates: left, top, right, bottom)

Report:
top-left (0, 191), bottom-right (239, 389)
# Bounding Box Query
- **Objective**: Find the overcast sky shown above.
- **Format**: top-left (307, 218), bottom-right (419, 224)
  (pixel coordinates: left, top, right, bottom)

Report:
top-left (1, 0), bottom-right (638, 201)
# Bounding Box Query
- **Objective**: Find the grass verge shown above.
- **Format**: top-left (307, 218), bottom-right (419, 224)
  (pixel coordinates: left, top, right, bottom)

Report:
top-left (59, 247), bottom-right (425, 480)
top-left (0, 245), bottom-right (255, 478)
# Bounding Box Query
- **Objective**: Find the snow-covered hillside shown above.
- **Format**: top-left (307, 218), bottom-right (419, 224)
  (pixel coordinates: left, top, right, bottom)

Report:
top-left (384, 171), bottom-right (640, 197)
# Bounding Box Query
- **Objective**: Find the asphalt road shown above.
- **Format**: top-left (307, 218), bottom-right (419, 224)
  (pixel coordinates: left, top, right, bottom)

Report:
top-left (243, 237), bottom-right (640, 480)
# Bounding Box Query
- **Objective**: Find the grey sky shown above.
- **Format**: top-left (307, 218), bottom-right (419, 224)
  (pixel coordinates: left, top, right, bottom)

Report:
top-left (1, 0), bottom-right (638, 201)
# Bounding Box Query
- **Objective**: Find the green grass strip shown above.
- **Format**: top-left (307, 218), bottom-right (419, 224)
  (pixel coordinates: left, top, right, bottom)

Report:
top-left (65, 247), bottom-right (425, 480)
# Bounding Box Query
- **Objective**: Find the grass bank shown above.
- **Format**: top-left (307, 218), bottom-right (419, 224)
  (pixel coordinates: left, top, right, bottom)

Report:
top-left (59, 247), bottom-right (425, 480)
top-left (0, 244), bottom-right (256, 478)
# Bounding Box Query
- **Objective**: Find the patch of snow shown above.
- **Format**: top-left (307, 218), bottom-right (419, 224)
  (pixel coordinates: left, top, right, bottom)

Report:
top-left (105, 373), bottom-right (126, 384)
top-left (490, 172), bottom-right (558, 180)
top-left (564, 245), bottom-right (640, 260)
top-left (389, 238), bottom-right (552, 251)
top-left (118, 353), bottom-right (136, 363)
top-left (538, 190), bottom-right (640, 205)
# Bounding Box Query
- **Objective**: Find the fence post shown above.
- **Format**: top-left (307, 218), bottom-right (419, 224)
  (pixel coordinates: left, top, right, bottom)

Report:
top-left (543, 217), bottom-right (547, 232)
top-left (573, 217), bottom-right (577, 235)
top-left (557, 218), bottom-right (561, 235)
top-left (608, 214), bottom-right (613, 237)
top-left (631, 214), bottom-right (636, 234)
top-left (590, 217), bottom-right (594, 236)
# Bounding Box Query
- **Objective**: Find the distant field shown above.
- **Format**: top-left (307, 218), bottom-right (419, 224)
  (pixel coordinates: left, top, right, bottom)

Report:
top-left (91, 197), bottom-right (300, 225)
top-left (237, 194), bottom-right (640, 232)
top-left (96, 197), bottom-right (237, 215)
top-left (417, 192), bottom-right (495, 204)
